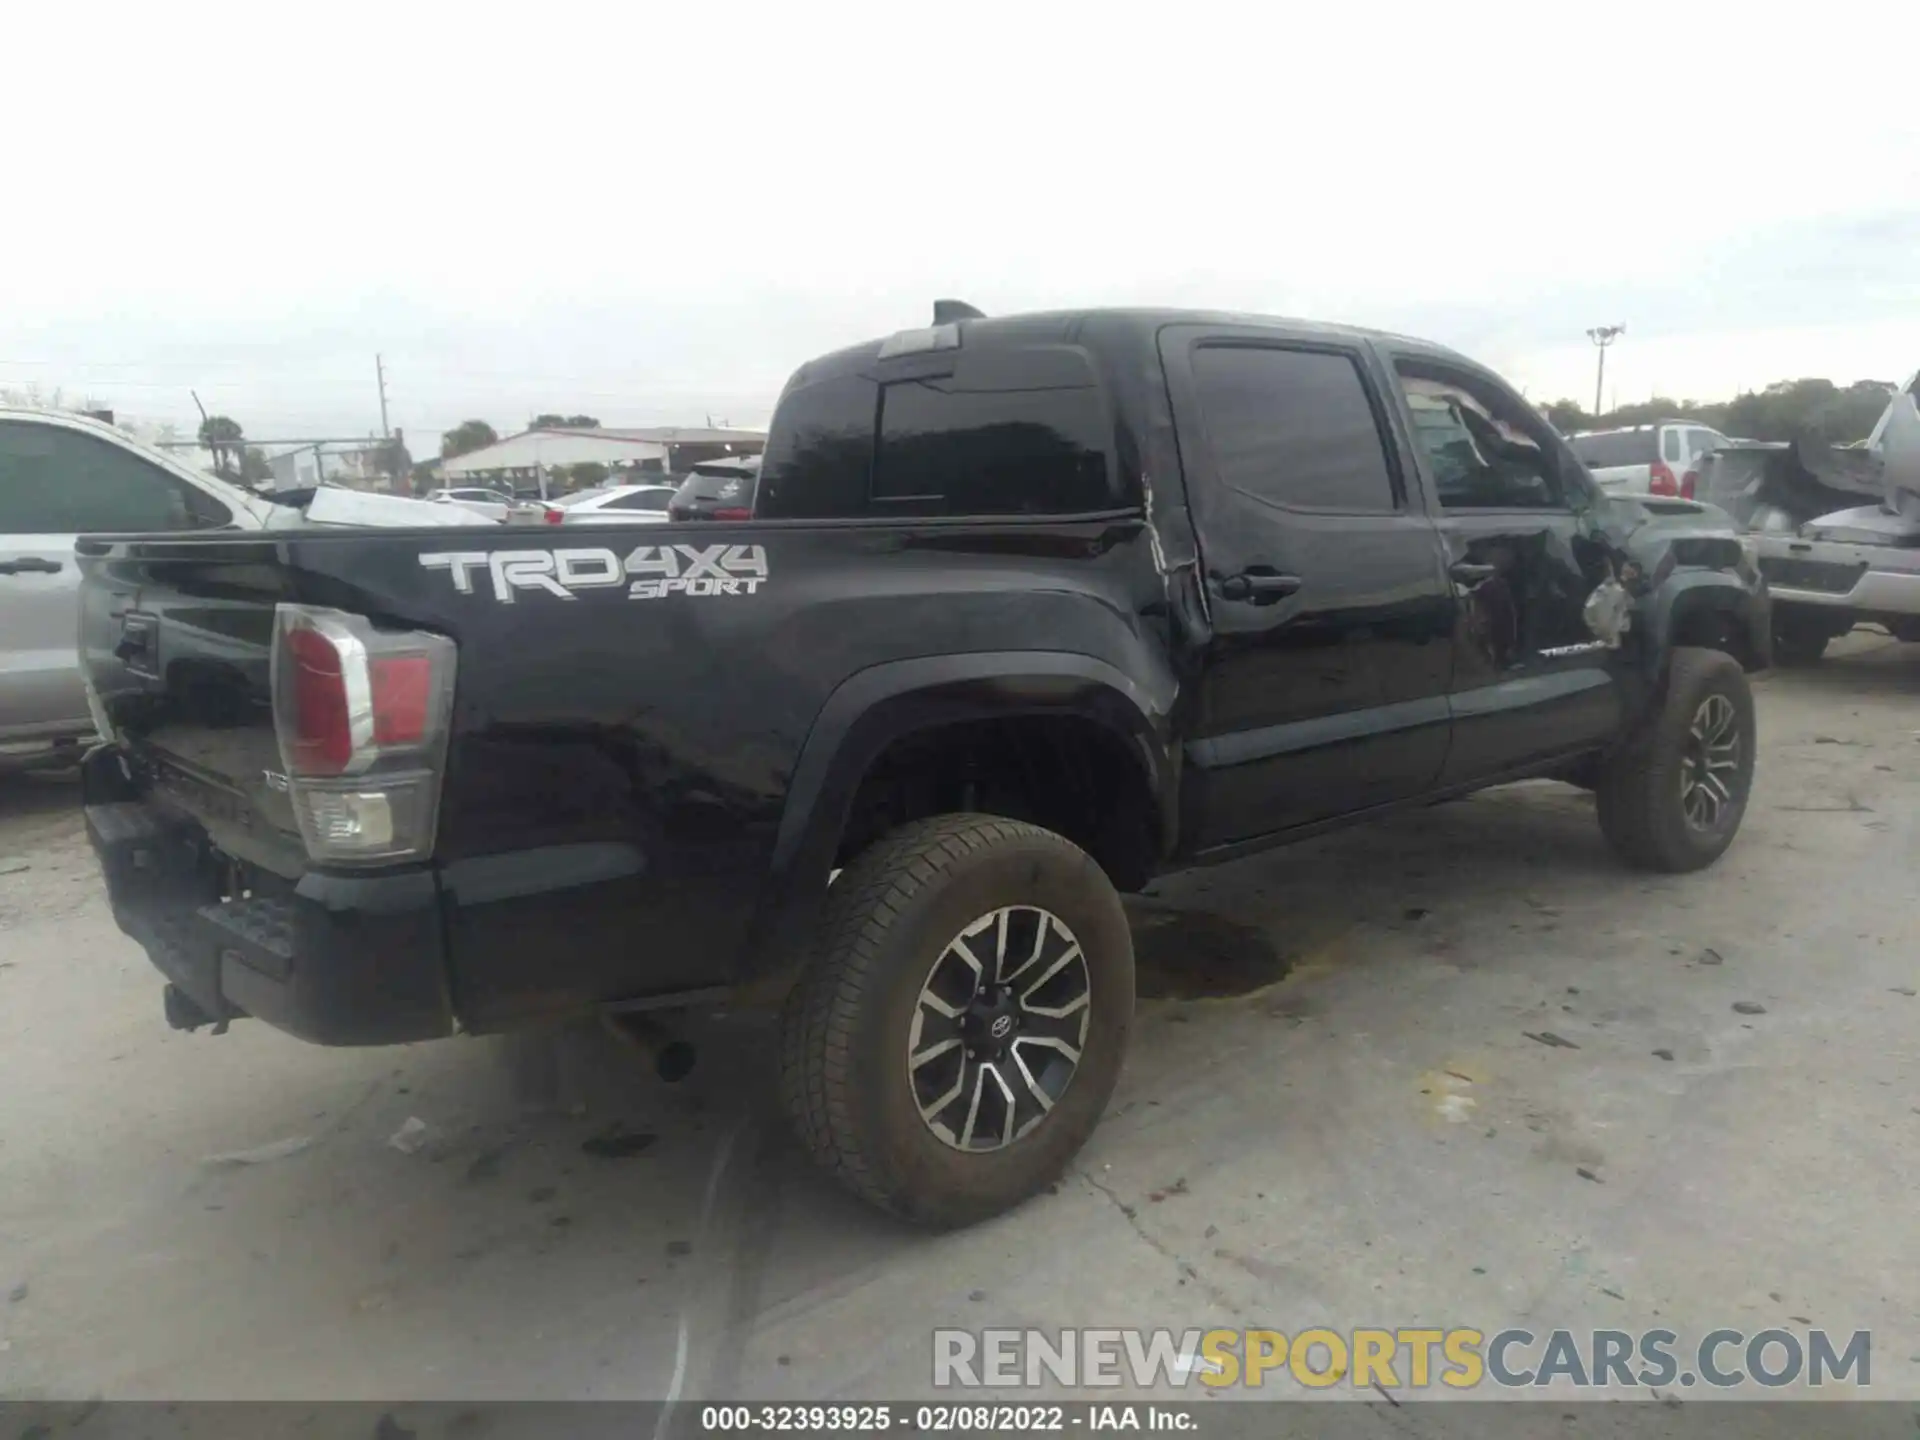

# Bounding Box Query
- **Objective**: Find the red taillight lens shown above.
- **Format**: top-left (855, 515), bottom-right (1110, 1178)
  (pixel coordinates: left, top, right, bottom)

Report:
top-left (370, 655), bottom-right (431, 745)
top-left (711, 507), bottom-right (753, 521)
top-left (272, 606), bottom-right (457, 865)
top-left (544, 506), bottom-right (564, 524)
top-left (1648, 460), bottom-right (1679, 497)
top-left (286, 626), bottom-right (353, 776)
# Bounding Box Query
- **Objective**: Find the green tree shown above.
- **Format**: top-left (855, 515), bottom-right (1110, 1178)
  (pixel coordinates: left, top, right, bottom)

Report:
top-left (1544, 399), bottom-right (1594, 433)
top-left (378, 435), bottom-right (414, 489)
top-left (440, 420), bottom-right (499, 459)
top-left (1721, 379), bottom-right (1893, 443)
top-left (198, 415), bottom-right (245, 477)
top-left (530, 413), bottom-right (601, 430)
top-left (240, 446), bottom-right (274, 484)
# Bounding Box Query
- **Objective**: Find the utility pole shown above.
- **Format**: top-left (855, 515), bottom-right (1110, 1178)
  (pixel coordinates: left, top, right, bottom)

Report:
top-left (375, 354), bottom-right (391, 438)
top-left (1585, 325), bottom-right (1624, 418)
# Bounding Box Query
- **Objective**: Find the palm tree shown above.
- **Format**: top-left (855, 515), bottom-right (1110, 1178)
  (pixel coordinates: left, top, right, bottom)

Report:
top-left (198, 415), bottom-right (245, 477)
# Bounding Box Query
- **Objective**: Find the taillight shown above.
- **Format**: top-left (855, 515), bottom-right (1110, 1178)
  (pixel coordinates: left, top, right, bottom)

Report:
top-left (543, 506), bottom-right (564, 525)
top-left (711, 507), bottom-right (753, 521)
top-left (271, 605), bottom-right (456, 865)
top-left (1680, 470), bottom-right (1697, 499)
top-left (1648, 460), bottom-right (1679, 497)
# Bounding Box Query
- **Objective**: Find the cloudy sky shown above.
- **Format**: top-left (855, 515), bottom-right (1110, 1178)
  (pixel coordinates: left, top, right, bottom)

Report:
top-left (5, 0), bottom-right (1917, 448)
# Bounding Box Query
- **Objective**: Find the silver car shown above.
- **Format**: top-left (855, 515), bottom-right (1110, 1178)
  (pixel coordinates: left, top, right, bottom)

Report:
top-left (553, 482), bottom-right (678, 524)
top-left (1, 408), bottom-right (481, 770)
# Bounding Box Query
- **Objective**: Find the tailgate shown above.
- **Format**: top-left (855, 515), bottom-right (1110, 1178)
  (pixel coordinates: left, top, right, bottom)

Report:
top-left (77, 535), bottom-right (307, 876)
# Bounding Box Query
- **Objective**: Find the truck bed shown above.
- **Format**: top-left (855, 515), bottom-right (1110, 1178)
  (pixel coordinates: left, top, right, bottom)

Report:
top-left (75, 515), bottom-right (1167, 1037)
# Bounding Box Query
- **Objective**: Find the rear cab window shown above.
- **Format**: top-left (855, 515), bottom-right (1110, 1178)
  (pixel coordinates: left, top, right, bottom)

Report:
top-left (757, 341), bottom-right (1120, 519)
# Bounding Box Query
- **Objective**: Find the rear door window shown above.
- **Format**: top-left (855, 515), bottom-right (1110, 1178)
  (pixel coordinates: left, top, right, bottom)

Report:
top-left (1661, 428), bottom-right (1683, 463)
top-left (0, 421), bottom-right (230, 534)
top-left (1188, 345), bottom-right (1398, 512)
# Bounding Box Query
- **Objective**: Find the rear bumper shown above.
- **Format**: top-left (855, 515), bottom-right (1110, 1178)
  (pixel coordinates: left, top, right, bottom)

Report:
top-left (1756, 539), bottom-right (1920, 616)
top-left (83, 751), bottom-right (454, 1046)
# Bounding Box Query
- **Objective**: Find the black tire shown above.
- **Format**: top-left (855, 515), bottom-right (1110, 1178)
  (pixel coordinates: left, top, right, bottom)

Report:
top-left (1771, 610), bottom-right (1834, 667)
top-left (1596, 647), bottom-right (1755, 873)
top-left (778, 814), bottom-right (1133, 1227)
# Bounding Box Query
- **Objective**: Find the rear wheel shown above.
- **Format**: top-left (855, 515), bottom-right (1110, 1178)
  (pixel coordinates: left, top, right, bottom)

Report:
top-left (778, 814), bottom-right (1133, 1227)
top-left (1596, 647), bottom-right (1755, 873)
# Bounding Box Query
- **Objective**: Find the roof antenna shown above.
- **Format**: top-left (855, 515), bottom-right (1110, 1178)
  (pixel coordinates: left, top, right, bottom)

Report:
top-left (932, 299), bottom-right (985, 324)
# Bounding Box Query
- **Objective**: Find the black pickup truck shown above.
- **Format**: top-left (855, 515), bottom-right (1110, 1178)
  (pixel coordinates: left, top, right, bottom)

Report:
top-left (76, 307), bottom-right (1769, 1226)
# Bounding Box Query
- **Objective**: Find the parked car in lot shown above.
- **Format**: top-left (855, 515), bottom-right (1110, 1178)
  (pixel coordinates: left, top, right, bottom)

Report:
top-left (1568, 422), bottom-right (1734, 498)
top-left (1696, 371), bottom-right (1920, 664)
top-left (424, 486), bottom-right (515, 521)
top-left (553, 483), bottom-right (678, 524)
top-left (73, 306), bottom-right (1767, 1226)
top-left (1, 407), bottom-right (482, 772)
top-left (667, 455), bottom-right (760, 520)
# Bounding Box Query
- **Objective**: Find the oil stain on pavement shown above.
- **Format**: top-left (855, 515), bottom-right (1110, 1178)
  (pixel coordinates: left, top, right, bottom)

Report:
top-left (1127, 905), bottom-right (1294, 1000)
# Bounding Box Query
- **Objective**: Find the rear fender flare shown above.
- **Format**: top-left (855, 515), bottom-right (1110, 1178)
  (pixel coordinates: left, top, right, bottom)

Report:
top-left (736, 651), bottom-right (1176, 986)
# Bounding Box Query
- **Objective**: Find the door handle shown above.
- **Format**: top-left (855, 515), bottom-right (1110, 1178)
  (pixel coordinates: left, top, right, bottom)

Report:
top-left (1219, 571), bottom-right (1303, 603)
top-left (1449, 561), bottom-right (1498, 584)
top-left (0, 556), bottom-right (64, 576)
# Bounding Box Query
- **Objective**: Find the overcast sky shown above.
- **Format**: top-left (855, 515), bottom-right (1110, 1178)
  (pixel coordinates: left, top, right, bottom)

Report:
top-left (5, 1), bottom-right (1917, 447)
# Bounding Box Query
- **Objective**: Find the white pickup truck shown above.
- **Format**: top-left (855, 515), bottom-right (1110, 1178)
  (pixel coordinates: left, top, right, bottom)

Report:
top-left (0, 407), bottom-right (485, 771)
top-left (1696, 373), bottom-right (1920, 664)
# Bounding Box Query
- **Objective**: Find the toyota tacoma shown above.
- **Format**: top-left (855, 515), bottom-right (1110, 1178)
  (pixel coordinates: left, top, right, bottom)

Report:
top-left (75, 306), bottom-right (1769, 1225)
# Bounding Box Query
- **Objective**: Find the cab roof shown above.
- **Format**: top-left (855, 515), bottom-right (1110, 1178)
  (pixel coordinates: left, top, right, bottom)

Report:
top-left (784, 307), bottom-right (1470, 389)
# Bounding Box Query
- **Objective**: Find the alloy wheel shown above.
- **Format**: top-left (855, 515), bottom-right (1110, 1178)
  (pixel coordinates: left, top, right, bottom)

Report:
top-left (1679, 692), bottom-right (1742, 830)
top-left (906, 906), bottom-right (1092, 1152)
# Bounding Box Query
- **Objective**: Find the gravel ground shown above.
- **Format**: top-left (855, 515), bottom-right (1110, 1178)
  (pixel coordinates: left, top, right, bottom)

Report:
top-left (0, 634), bottom-right (1914, 1411)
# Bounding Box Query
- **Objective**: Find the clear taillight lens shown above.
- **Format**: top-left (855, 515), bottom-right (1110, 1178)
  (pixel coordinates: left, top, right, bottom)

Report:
top-left (270, 604), bottom-right (456, 865)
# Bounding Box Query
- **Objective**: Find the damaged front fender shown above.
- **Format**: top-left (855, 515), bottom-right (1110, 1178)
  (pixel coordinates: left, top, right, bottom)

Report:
top-left (1584, 494), bottom-right (1771, 674)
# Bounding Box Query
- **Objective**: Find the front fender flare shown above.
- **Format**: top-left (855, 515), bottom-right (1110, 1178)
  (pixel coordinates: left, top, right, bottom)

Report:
top-left (1639, 572), bottom-right (1772, 675)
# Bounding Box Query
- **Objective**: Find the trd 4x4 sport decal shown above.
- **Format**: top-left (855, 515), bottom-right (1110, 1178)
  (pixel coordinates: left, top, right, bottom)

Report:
top-left (418, 544), bottom-right (769, 602)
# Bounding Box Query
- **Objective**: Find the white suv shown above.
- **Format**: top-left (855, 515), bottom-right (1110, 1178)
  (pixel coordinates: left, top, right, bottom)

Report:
top-left (1568, 421), bottom-right (1733, 499)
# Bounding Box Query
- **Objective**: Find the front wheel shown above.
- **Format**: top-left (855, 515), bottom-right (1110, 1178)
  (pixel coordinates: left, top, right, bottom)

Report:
top-left (1596, 647), bottom-right (1756, 873)
top-left (778, 815), bottom-right (1134, 1227)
